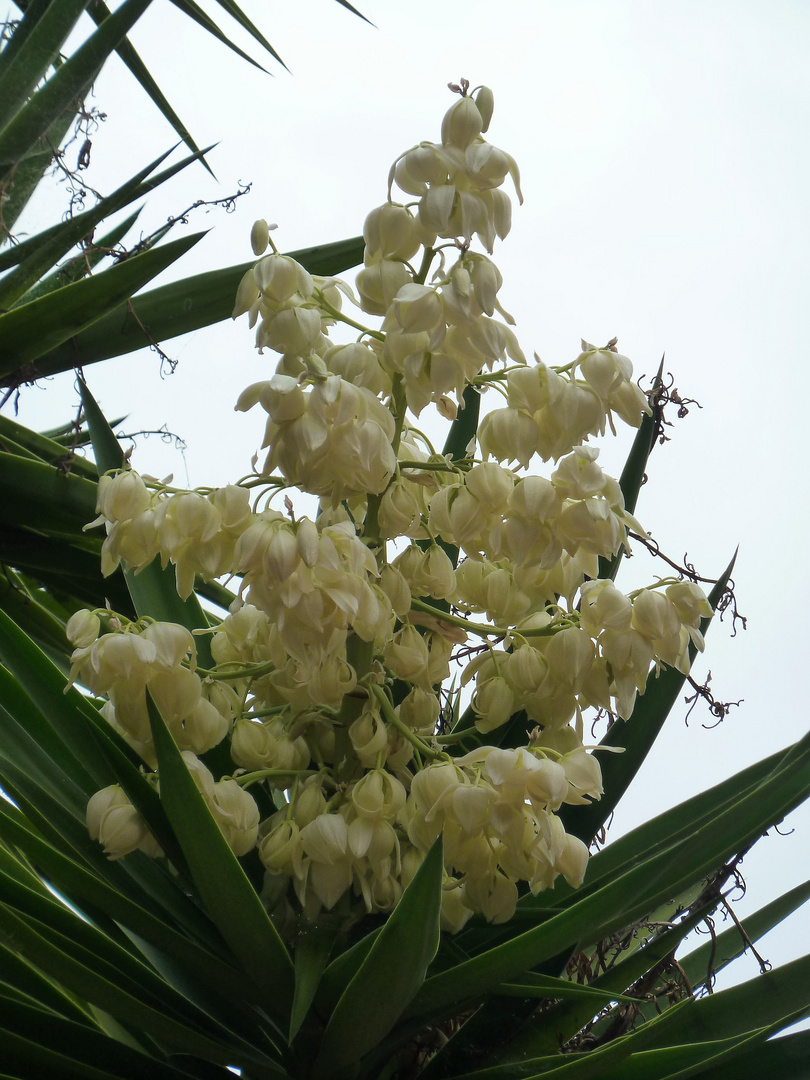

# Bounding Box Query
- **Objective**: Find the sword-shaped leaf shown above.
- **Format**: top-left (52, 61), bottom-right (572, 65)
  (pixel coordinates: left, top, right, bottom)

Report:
top-left (311, 837), bottom-right (443, 1078)
top-left (0, 231), bottom-right (206, 373)
top-left (9, 237), bottom-right (364, 382)
top-left (146, 693), bottom-right (294, 1029)
top-left (0, 0), bottom-right (154, 179)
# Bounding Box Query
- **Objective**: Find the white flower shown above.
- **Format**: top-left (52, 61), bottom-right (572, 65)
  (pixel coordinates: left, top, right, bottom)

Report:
top-left (87, 785), bottom-right (162, 860)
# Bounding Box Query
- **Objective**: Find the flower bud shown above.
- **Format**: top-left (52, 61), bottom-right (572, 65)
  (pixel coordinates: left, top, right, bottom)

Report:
top-left (440, 881), bottom-right (474, 933)
top-left (472, 675), bottom-right (515, 732)
top-left (441, 94), bottom-right (484, 149)
top-left (211, 779), bottom-right (260, 855)
top-left (87, 785), bottom-right (159, 860)
top-left (179, 697), bottom-right (230, 755)
top-left (250, 219), bottom-right (270, 256)
top-left (66, 609), bottom-right (100, 649)
top-left (379, 565), bottom-right (413, 617)
top-left (384, 624), bottom-right (431, 685)
top-left (260, 818), bottom-right (302, 875)
top-left (323, 342), bottom-right (390, 395)
top-left (140, 622), bottom-right (195, 670)
top-left (378, 480), bottom-right (423, 539)
top-left (351, 769), bottom-right (406, 821)
top-left (232, 267), bottom-right (260, 319)
top-left (474, 86), bottom-right (494, 132)
top-left (293, 779), bottom-right (327, 828)
top-left (148, 667), bottom-right (201, 722)
top-left (556, 832), bottom-right (589, 888)
top-left (349, 707), bottom-right (389, 768)
top-left (397, 687), bottom-right (440, 733)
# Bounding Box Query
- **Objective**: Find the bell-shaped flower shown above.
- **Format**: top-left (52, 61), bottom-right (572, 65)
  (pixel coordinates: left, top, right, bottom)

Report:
top-left (384, 623), bottom-right (431, 686)
top-left (364, 202), bottom-right (421, 261)
top-left (211, 779), bottom-right (260, 855)
top-left (86, 784), bottom-right (162, 860)
top-left (66, 609), bottom-right (100, 649)
top-left (349, 705), bottom-right (390, 769)
top-left (356, 259), bottom-right (413, 316)
top-left (441, 93), bottom-right (485, 149)
top-left (253, 254), bottom-right (314, 306)
top-left (472, 675), bottom-right (515, 733)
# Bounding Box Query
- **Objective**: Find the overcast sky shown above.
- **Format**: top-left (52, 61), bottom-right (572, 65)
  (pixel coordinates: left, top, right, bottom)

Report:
top-left (11, 0), bottom-right (810, 980)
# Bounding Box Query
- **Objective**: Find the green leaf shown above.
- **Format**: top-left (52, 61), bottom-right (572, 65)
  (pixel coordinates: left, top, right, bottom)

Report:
top-left (641, 950), bottom-right (810, 1051)
top-left (146, 693), bottom-right (294, 1029)
top-left (0, 525), bottom-right (134, 616)
top-left (0, 798), bottom-right (265, 1028)
top-left (0, 452), bottom-right (97, 533)
top-left (289, 918), bottom-right (342, 1042)
top-left (693, 1029), bottom-right (810, 1080)
top-left (0, 569), bottom-right (74, 668)
top-left (0, 143), bottom-right (172, 273)
top-left (24, 209), bottom-right (141, 300)
top-left (0, 899), bottom-right (280, 1073)
top-left (0, 107), bottom-right (74, 237)
top-left (443, 1003), bottom-right (693, 1080)
top-left (0, 992), bottom-right (214, 1078)
top-left (315, 925), bottom-right (382, 1015)
top-left (311, 837), bottom-right (443, 1078)
top-left (201, 0), bottom-right (289, 66)
top-left (0, 606), bottom-right (199, 877)
top-left (0, 946), bottom-right (94, 1027)
top-left (0, 412), bottom-right (98, 478)
top-left (495, 972), bottom-right (638, 1004)
top-left (497, 906), bottom-right (714, 1066)
top-left (17, 237), bottom-right (365, 380)
top-left (0, 0), bottom-right (154, 177)
top-left (0, 0), bottom-right (53, 77)
top-left (167, 0), bottom-right (274, 72)
top-left (0, 0), bottom-right (91, 133)
top-left (0, 230), bottom-right (206, 373)
top-left (0, 144), bottom-right (210, 308)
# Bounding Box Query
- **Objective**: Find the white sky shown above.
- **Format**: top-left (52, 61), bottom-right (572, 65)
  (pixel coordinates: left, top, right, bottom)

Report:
top-left (10, 0), bottom-right (810, 983)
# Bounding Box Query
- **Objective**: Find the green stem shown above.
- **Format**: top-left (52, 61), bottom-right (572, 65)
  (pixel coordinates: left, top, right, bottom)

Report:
top-left (409, 597), bottom-right (574, 639)
top-left (197, 659), bottom-right (276, 681)
top-left (435, 729), bottom-right (478, 746)
top-left (414, 246), bottom-right (436, 286)
top-left (398, 460), bottom-right (463, 474)
top-left (317, 295), bottom-right (384, 341)
top-left (367, 681), bottom-right (444, 760)
top-left (390, 374), bottom-right (408, 456)
top-left (234, 769), bottom-right (318, 787)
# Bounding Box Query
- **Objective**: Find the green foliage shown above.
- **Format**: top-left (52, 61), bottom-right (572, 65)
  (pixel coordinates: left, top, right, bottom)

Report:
top-left (0, 3), bottom-right (808, 1079)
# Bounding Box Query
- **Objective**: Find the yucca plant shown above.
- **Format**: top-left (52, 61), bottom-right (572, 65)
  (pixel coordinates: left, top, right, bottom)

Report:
top-left (1, 6), bottom-right (810, 1080)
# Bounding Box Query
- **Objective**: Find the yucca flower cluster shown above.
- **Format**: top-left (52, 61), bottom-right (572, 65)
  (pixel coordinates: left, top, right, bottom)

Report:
top-left (75, 82), bottom-right (712, 933)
